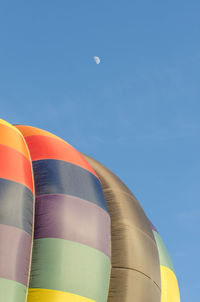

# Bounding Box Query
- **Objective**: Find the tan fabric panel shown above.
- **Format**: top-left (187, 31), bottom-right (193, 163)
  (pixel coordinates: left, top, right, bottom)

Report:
top-left (109, 268), bottom-right (161, 302)
top-left (82, 154), bottom-right (161, 302)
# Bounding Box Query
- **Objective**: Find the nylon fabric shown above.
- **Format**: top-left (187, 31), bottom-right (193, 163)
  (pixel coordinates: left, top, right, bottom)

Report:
top-left (0, 224), bottom-right (32, 285)
top-left (108, 268), bottom-right (161, 302)
top-left (152, 229), bottom-right (180, 302)
top-left (0, 123), bottom-right (30, 160)
top-left (82, 154), bottom-right (161, 302)
top-left (27, 288), bottom-right (96, 302)
top-left (29, 238), bottom-right (110, 302)
top-left (0, 179), bottom-right (33, 234)
top-left (0, 278), bottom-right (27, 302)
top-left (0, 144), bottom-right (33, 192)
top-left (24, 135), bottom-right (99, 178)
top-left (34, 194), bottom-right (111, 257)
top-left (0, 119), bottom-right (34, 302)
top-left (153, 231), bottom-right (175, 272)
top-left (0, 119), bottom-right (22, 134)
top-left (16, 125), bottom-right (111, 302)
top-left (32, 159), bottom-right (108, 212)
top-left (15, 125), bottom-right (65, 141)
top-left (160, 266), bottom-right (180, 302)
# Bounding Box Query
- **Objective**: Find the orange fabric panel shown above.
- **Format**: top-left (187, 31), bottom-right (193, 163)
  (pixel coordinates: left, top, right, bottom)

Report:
top-left (0, 123), bottom-right (30, 160)
top-left (15, 125), bottom-right (64, 141)
top-left (0, 119), bottom-right (22, 134)
top-left (0, 144), bottom-right (34, 193)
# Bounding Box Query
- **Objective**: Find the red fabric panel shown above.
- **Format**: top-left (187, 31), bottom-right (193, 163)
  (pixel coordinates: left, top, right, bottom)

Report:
top-left (0, 144), bottom-right (33, 193)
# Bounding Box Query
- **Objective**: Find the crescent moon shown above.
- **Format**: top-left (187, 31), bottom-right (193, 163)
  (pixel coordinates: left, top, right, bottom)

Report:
top-left (94, 56), bottom-right (100, 64)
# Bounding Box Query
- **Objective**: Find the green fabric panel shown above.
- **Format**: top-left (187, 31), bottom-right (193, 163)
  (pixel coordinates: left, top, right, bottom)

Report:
top-left (153, 231), bottom-right (175, 272)
top-left (29, 238), bottom-right (111, 302)
top-left (0, 278), bottom-right (27, 302)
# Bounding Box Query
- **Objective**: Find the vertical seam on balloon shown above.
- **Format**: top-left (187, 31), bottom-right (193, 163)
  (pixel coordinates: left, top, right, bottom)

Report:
top-left (16, 126), bottom-right (35, 302)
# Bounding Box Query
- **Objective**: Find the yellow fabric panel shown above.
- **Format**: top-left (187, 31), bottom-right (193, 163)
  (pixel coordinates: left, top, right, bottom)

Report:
top-left (27, 289), bottom-right (96, 302)
top-left (0, 119), bottom-right (21, 134)
top-left (161, 266), bottom-right (180, 302)
top-left (0, 121), bottom-right (31, 160)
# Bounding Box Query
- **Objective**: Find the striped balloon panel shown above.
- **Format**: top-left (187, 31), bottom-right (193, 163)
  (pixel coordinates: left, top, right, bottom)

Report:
top-left (82, 154), bottom-right (161, 302)
top-left (151, 225), bottom-right (180, 302)
top-left (32, 159), bottom-right (108, 211)
top-left (28, 289), bottom-right (96, 302)
top-left (0, 120), bottom-right (34, 302)
top-left (15, 125), bottom-right (99, 179)
top-left (16, 126), bottom-right (111, 302)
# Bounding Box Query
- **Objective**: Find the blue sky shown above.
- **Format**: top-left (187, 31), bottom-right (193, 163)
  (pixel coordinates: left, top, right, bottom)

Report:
top-left (0, 1), bottom-right (200, 300)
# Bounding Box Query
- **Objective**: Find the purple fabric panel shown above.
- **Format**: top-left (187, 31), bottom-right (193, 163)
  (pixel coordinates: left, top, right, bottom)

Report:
top-left (0, 224), bottom-right (32, 286)
top-left (34, 194), bottom-right (111, 258)
top-left (148, 219), bottom-right (158, 233)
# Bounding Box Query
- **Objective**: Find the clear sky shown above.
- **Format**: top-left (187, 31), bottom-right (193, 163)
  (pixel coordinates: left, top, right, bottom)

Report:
top-left (0, 1), bottom-right (199, 301)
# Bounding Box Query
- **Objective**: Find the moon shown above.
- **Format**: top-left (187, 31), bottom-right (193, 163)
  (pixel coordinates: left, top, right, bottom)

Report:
top-left (94, 56), bottom-right (101, 64)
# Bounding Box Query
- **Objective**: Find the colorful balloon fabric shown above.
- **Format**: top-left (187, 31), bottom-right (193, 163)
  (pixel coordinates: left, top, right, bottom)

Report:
top-left (0, 119), bottom-right (180, 302)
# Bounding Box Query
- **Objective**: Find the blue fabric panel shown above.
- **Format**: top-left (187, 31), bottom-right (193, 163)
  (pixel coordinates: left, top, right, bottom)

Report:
top-left (32, 159), bottom-right (108, 212)
top-left (0, 178), bottom-right (33, 235)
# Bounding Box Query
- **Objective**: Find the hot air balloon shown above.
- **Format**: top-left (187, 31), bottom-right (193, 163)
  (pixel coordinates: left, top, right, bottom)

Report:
top-left (0, 119), bottom-right (180, 302)
top-left (0, 120), bottom-right (34, 302)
